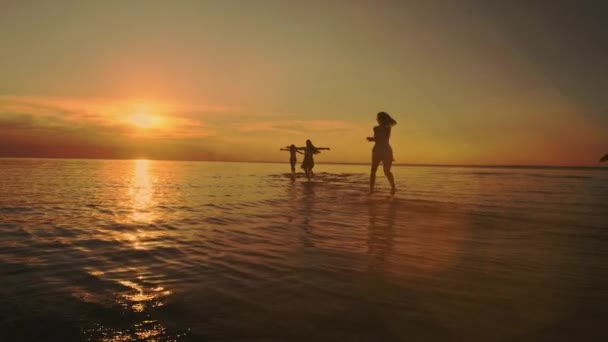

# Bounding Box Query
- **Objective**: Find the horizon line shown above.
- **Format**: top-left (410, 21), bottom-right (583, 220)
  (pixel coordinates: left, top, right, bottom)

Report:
top-left (1, 156), bottom-right (606, 170)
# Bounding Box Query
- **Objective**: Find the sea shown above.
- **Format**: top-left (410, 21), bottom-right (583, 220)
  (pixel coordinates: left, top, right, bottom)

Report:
top-left (1, 158), bottom-right (607, 341)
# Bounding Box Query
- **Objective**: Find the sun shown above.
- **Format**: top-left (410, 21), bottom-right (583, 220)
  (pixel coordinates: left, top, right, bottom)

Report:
top-left (127, 112), bottom-right (159, 129)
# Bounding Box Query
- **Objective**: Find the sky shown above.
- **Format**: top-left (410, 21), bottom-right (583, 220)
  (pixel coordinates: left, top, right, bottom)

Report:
top-left (0, 0), bottom-right (606, 165)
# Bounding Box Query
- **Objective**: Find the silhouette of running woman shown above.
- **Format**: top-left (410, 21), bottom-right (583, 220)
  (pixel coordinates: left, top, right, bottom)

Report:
top-left (280, 144), bottom-right (303, 176)
top-left (367, 111), bottom-right (397, 195)
top-left (601, 153), bottom-right (608, 163)
top-left (299, 139), bottom-right (330, 181)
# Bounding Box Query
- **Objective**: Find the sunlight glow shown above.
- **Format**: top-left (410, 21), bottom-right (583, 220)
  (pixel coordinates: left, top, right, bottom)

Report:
top-left (127, 112), bottom-right (161, 129)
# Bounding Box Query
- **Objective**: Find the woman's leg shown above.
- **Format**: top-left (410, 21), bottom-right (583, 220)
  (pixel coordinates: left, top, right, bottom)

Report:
top-left (370, 153), bottom-right (381, 193)
top-left (382, 158), bottom-right (396, 195)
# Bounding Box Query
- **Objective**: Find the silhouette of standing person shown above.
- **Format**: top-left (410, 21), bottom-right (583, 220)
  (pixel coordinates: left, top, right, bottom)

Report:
top-left (299, 139), bottom-right (330, 181)
top-left (280, 144), bottom-right (303, 177)
top-left (367, 111), bottom-right (397, 194)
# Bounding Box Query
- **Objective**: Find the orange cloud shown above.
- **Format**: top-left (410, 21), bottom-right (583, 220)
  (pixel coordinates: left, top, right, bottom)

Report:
top-left (239, 119), bottom-right (360, 134)
top-left (0, 95), bottom-right (224, 139)
top-left (0, 95), bottom-right (238, 160)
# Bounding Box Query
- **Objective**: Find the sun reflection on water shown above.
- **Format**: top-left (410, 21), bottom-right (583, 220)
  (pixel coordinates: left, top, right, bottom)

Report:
top-left (78, 158), bottom-right (182, 341)
top-left (129, 159), bottom-right (155, 223)
top-left (83, 320), bottom-right (174, 342)
top-left (81, 269), bottom-right (176, 341)
top-left (117, 278), bottom-right (172, 312)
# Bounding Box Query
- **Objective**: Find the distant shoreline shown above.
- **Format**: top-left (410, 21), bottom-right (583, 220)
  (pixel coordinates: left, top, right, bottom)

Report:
top-left (1, 156), bottom-right (606, 170)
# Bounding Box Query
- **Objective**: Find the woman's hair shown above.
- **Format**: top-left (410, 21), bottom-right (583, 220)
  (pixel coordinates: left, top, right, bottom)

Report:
top-left (306, 139), bottom-right (320, 153)
top-left (377, 111), bottom-right (397, 126)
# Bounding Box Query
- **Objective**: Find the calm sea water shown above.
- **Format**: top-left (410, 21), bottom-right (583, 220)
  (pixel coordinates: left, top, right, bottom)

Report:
top-left (1, 158), bottom-right (607, 341)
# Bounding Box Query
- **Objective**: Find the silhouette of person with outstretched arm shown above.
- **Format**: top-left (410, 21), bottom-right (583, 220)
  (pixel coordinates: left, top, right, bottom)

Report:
top-left (298, 139), bottom-right (330, 181)
top-left (367, 111), bottom-right (396, 195)
top-left (280, 144), bottom-right (303, 177)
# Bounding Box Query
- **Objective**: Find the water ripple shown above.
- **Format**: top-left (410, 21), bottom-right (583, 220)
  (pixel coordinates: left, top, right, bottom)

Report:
top-left (0, 159), bottom-right (607, 341)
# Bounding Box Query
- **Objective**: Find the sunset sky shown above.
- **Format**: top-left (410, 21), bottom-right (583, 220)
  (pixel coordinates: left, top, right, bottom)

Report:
top-left (1, 1), bottom-right (606, 165)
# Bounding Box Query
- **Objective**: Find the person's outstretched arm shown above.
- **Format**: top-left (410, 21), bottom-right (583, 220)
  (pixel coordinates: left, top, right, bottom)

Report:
top-left (317, 147), bottom-right (330, 150)
top-left (367, 127), bottom-right (377, 142)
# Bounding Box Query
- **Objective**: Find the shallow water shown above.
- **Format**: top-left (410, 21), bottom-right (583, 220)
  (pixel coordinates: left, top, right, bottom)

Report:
top-left (1, 159), bottom-right (607, 341)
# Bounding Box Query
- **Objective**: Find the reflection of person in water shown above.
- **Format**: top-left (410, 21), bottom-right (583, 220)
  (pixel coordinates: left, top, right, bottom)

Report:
top-left (299, 181), bottom-right (316, 247)
top-left (299, 139), bottom-right (330, 181)
top-left (367, 111), bottom-right (397, 195)
top-left (600, 153), bottom-right (608, 163)
top-left (280, 144), bottom-right (303, 176)
top-left (367, 200), bottom-right (397, 273)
